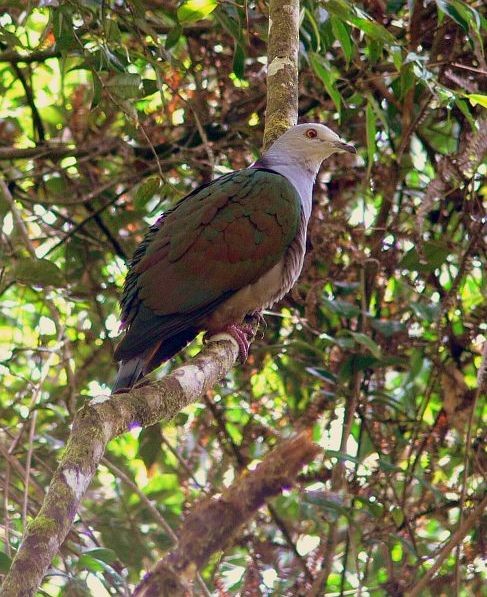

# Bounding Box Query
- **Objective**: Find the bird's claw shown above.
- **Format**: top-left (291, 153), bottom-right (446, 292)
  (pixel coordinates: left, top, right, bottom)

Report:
top-left (206, 322), bottom-right (255, 363)
top-left (245, 310), bottom-right (266, 339)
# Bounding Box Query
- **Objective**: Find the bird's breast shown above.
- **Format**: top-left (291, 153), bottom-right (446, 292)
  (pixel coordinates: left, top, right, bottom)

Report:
top-left (204, 214), bottom-right (307, 332)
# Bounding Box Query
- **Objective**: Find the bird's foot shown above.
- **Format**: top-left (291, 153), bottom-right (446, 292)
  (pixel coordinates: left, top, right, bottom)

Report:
top-left (206, 322), bottom-right (255, 363)
top-left (245, 310), bottom-right (266, 338)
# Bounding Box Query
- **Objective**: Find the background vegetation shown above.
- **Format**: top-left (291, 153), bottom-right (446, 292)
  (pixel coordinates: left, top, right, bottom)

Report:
top-left (0, 0), bottom-right (486, 594)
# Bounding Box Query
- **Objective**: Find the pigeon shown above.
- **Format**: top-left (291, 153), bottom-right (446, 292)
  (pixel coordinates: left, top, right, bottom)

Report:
top-left (112, 123), bottom-right (355, 391)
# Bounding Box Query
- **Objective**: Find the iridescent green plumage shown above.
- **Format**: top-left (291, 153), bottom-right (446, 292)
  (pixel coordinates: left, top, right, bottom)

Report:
top-left (113, 168), bottom-right (301, 389)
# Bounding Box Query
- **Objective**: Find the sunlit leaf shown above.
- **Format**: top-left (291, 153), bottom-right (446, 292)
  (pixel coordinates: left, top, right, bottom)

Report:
top-left (15, 258), bottom-right (65, 288)
top-left (177, 0), bottom-right (218, 24)
top-left (309, 52), bottom-right (342, 112)
top-left (105, 73), bottom-right (142, 99)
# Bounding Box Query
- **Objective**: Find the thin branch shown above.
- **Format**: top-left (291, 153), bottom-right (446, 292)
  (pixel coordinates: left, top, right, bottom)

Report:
top-left (11, 63), bottom-right (45, 143)
top-left (417, 116), bottom-right (487, 234)
top-left (405, 492), bottom-right (487, 597)
top-left (454, 339), bottom-right (487, 591)
top-left (0, 139), bottom-right (119, 161)
top-left (205, 395), bottom-right (313, 581)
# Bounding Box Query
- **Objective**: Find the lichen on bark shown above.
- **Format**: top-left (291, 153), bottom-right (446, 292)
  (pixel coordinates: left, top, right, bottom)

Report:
top-left (262, 0), bottom-right (300, 150)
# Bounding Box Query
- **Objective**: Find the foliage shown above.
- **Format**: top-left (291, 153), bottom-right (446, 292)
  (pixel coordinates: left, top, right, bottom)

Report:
top-left (0, 0), bottom-right (486, 595)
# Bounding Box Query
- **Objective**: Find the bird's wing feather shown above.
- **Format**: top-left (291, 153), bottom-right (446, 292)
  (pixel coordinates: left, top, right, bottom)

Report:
top-left (115, 168), bottom-right (301, 362)
top-left (137, 168), bottom-right (301, 313)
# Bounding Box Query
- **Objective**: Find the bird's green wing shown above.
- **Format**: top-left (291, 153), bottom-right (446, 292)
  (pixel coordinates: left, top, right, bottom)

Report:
top-left (115, 168), bottom-right (301, 361)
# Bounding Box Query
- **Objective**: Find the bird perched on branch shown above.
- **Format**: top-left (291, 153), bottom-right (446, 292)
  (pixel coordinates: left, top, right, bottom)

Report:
top-left (113, 124), bottom-right (355, 392)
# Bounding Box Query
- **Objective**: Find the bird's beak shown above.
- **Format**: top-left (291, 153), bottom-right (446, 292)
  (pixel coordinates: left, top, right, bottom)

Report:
top-left (335, 141), bottom-right (356, 154)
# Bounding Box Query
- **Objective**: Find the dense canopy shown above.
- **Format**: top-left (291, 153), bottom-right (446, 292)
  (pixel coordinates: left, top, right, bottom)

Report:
top-left (0, 0), bottom-right (486, 595)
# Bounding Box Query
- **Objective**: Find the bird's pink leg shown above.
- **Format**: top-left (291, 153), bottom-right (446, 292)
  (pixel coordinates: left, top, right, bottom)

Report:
top-left (206, 322), bottom-right (255, 363)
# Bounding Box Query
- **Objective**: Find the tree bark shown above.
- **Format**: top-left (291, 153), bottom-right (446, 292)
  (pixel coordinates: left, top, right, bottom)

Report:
top-left (262, 0), bottom-right (300, 150)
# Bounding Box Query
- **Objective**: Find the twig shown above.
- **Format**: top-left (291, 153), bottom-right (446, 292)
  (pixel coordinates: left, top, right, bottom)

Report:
top-left (11, 63), bottom-right (45, 143)
top-left (309, 265), bottom-right (368, 596)
top-left (455, 339), bottom-right (487, 591)
top-left (22, 411), bottom-right (37, 529)
top-left (0, 178), bottom-right (36, 258)
top-left (0, 139), bottom-right (119, 161)
top-left (405, 493), bottom-right (487, 597)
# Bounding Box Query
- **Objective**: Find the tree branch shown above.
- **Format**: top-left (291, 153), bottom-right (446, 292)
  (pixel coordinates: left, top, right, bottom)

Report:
top-left (417, 116), bottom-right (487, 233)
top-left (0, 139), bottom-right (119, 161)
top-left (405, 492), bottom-right (487, 597)
top-left (262, 0), bottom-right (300, 150)
top-left (133, 431), bottom-right (320, 597)
top-left (0, 337), bottom-right (241, 596)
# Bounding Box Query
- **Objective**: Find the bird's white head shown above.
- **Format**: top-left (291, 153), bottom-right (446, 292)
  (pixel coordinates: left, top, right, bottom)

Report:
top-left (256, 123), bottom-right (355, 215)
top-left (264, 123), bottom-right (355, 167)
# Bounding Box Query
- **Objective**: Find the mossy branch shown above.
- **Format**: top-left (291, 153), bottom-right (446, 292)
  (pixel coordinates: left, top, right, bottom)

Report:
top-left (133, 431), bottom-right (320, 597)
top-left (1, 338), bottom-right (240, 596)
top-left (262, 0), bottom-right (300, 150)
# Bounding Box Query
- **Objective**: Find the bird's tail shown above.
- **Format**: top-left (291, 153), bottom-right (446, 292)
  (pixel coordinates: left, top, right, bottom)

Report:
top-left (112, 357), bottom-right (145, 393)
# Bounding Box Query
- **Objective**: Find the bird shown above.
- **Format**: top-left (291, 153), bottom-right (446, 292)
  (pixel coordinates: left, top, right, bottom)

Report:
top-left (112, 123), bottom-right (355, 392)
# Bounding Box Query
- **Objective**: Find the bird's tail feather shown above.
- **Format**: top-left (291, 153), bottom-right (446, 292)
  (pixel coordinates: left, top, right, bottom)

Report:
top-left (112, 357), bottom-right (145, 393)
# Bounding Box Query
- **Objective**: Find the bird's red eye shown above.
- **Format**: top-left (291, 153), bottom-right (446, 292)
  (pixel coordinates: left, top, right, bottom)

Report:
top-left (306, 128), bottom-right (318, 138)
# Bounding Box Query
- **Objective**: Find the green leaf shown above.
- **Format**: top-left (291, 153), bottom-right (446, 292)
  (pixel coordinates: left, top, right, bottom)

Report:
top-left (233, 43), bottom-right (245, 80)
top-left (370, 319), bottom-right (406, 337)
top-left (423, 240), bottom-right (451, 268)
top-left (306, 367), bottom-right (337, 384)
top-left (349, 16), bottom-right (397, 44)
top-left (348, 331), bottom-right (382, 358)
top-left (455, 99), bottom-right (476, 130)
top-left (177, 0), bottom-right (218, 24)
top-left (214, 7), bottom-right (244, 43)
top-left (141, 79), bottom-right (159, 97)
top-left (106, 73), bottom-right (142, 99)
top-left (138, 423), bottom-right (163, 468)
top-left (339, 354), bottom-right (379, 382)
top-left (322, 297), bottom-right (360, 318)
top-left (399, 240), bottom-right (450, 272)
top-left (304, 8), bottom-right (321, 52)
top-left (77, 554), bottom-right (105, 573)
top-left (330, 17), bottom-right (352, 65)
top-left (105, 19), bottom-right (121, 43)
top-left (410, 302), bottom-right (441, 323)
top-left (466, 93), bottom-right (487, 108)
top-left (81, 547), bottom-right (117, 563)
top-left (436, 0), bottom-right (469, 31)
top-left (15, 258), bottom-right (65, 288)
top-left (91, 73), bottom-right (103, 109)
top-left (165, 25), bottom-right (182, 49)
top-left (0, 27), bottom-right (23, 48)
top-left (0, 551), bottom-right (12, 573)
top-left (391, 507), bottom-right (405, 526)
top-left (309, 53), bottom-right (341, 113)
top-left (134, 176), bottom-right (161, 209)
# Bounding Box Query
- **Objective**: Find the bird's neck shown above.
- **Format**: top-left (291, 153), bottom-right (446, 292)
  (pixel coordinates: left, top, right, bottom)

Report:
top-left (253, 153), bottom-right (321, 221)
